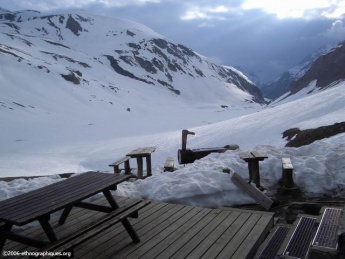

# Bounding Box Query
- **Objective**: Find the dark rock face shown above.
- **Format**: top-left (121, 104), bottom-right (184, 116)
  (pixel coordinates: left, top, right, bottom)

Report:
top-left (290, 42), bottom-right (345, 94)
top-left (66, 15), bottom-right (83, 36)
top-left (283, 122), bottom-right (345, 147)
top-left (105, 55), bottom-right (154, 85)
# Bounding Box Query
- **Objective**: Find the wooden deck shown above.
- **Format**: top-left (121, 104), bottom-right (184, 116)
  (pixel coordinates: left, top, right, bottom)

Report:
top-left (1, 196), bottom-right (274, 259)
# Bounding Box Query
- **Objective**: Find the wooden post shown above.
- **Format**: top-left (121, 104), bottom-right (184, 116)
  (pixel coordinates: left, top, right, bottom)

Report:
top-left (251, 160), bottom-right (261, 188)
top-left (181, 129), bottom-right (195, 150)
top-left (146, 155), bottom-right (152, 177)
top-left (282, 158), bottom-right (295, 189)
top-left (137, 157), bottom-right (144, 179)
top-left (124, 160), bottom-right (131, 174)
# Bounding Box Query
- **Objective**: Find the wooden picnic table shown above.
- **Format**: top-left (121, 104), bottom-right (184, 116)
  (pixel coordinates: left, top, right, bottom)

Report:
top-left (126, 147), bottom-right (155, 179)
top-left (239, 151), bottom-right (268, 189)
top-left (0, 172), bottom-right (148, 253)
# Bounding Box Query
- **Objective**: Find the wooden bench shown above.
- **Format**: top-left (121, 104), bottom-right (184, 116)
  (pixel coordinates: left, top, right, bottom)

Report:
top-left (36, 199), bottom-right (151, 258)
top-left (281, 158), bottom-right (296, 189)
top-left (109, 156), bottom-right (131, 174)
top-left (164, 157), bottom-right (175, 172)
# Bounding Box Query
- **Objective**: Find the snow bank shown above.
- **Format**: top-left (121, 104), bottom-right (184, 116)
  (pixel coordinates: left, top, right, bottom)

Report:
top-left (114, 133), bottom-right (345, 208)
top-left (1, 133), bottom-right (344, 207)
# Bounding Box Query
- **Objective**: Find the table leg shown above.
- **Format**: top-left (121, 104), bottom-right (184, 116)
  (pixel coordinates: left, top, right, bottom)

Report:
top-left (59, 205), bottom-right (73, 225)
top-left (251, 161), bottom-right (261, 188)
top-left (146, 155), bottom-right (152, 177)
top-left (137, 157), bottom-right (144, 179)
top-left (0, 223), bottom-right (12, 251)
top-left (247, 161), bottom-right (253, 183)
top-left (103, 189), bottom-right (119, 209)
top-left (38, 216), bottom-right (57, 242)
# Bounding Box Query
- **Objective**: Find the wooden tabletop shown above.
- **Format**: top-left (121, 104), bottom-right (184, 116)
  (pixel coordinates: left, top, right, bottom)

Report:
top-left (126, 147), bottom-right (156, 158)
top-left (239, 151), bottom-right (268, 161)
top-left (0, 172), bottom-right (130, 226)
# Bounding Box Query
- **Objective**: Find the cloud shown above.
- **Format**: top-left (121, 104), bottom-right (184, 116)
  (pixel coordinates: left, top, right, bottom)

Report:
top-left (324, 19), bottom-right (345, 40)
top-left (241, 0), bottom-right (345, 19)
top-left (2, 0), bottom-right (160, 12)
top-left (180, 3), bottom-right (242, 21)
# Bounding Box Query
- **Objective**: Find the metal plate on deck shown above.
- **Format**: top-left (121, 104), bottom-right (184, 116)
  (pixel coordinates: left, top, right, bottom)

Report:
top-left (312, 208), bottom-right (342, 250)
top-left (283, 217), bottom-right (316, 258)
top-left (257, 226), bottom-right (290, 259)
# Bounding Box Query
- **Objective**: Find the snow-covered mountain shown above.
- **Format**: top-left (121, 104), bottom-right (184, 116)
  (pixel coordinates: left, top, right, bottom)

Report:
top-left (261, 42), bottom-right (344, 101)
top-left (0, 8), bottom-right (264, 111)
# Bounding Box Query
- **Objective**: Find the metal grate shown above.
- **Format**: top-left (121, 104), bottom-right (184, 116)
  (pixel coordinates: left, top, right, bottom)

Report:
top-left (257, 226), bottom-right (290, 259)
top-left (312, 208), bottom-right (342, 249)
top-left (283, 217), bottom-right (316, 258)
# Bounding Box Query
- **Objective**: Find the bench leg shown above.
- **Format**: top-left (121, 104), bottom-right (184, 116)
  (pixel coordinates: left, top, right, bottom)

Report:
top-left (124, 160), bottom-right (131, 174)
top-left (38, 216), bottom-right (58, 242)
top-left (0, 223), bottom-right (12, 251)
top-left (59, 205), bottom-right (73, 225)
top-left (121, 218), bottom-right (140, 243)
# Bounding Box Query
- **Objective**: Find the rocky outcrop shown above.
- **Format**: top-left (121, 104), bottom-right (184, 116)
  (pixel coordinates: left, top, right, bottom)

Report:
top-left (290, 42), bottom-right (345, 94)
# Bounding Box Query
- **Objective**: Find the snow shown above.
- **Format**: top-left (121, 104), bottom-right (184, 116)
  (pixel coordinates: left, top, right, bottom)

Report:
top-left (1, 82), bottom-right (345, 208)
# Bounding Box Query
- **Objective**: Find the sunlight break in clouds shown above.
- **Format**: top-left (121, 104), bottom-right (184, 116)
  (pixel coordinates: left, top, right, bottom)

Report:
top-left (180, 5), bottom-right (235, 20)
top-left (242, 0), bottom-right (345, 19)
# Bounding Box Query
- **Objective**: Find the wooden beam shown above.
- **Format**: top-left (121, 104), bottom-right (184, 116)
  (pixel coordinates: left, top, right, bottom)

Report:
top-left (231, 172), bottom-right (273, 211)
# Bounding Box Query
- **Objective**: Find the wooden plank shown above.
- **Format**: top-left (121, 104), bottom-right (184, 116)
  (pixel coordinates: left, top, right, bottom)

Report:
top-left (155, 209), bottom-right (221, 259)
top-left (111, 205), bottom-right (195, 258)
top-left (140, 207), bottom-right (211, 259)
top-left (200, 211), bottom-right (250, 258)
top-left (169, 210), bottom-right (231, 259)
top-left (126, 147), bottom-right (155, 157)
top-left (75, 202), bottom-right (172, 258)
top-left (186, 210), bottom-right (242, 259)
top-left (83, 203), bottom-right (182, 258)
top-left (109, 156), bottom-right (130, 166)
top-left (216, 213), bottom-right (262, 258)
top-left (239, 152), bottom-right (253, 160)
top-left (126, 207), bottom-right (205, 259)
top-left (231, 172), bottom-right (273, 211)
top-left (251, 151), bottom-right (268, 159)
top-left (232, 214), bottom-right (273, 259)
top-left (282, 158), bottom-right (293, 170)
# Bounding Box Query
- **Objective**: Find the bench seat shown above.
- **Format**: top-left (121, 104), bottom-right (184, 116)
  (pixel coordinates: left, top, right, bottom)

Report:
top-left (36, 199), bottom-right (150, 258)
top-left (109, 156), bottom-right (131, 174)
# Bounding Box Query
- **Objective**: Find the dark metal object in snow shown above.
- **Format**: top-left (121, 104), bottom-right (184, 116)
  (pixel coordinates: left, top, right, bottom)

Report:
top-left (257, 226), bottom-right (290, 259)
top-left (312, 208), bottom-right (342, 250)
top-left (178, 129), bottom-right (239, 164)
top-left (283, 216), bottom-right (316, 258)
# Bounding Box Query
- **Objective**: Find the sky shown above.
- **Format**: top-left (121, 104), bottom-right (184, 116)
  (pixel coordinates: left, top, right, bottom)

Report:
top-left (1, 0), bottom-right (345, 82)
